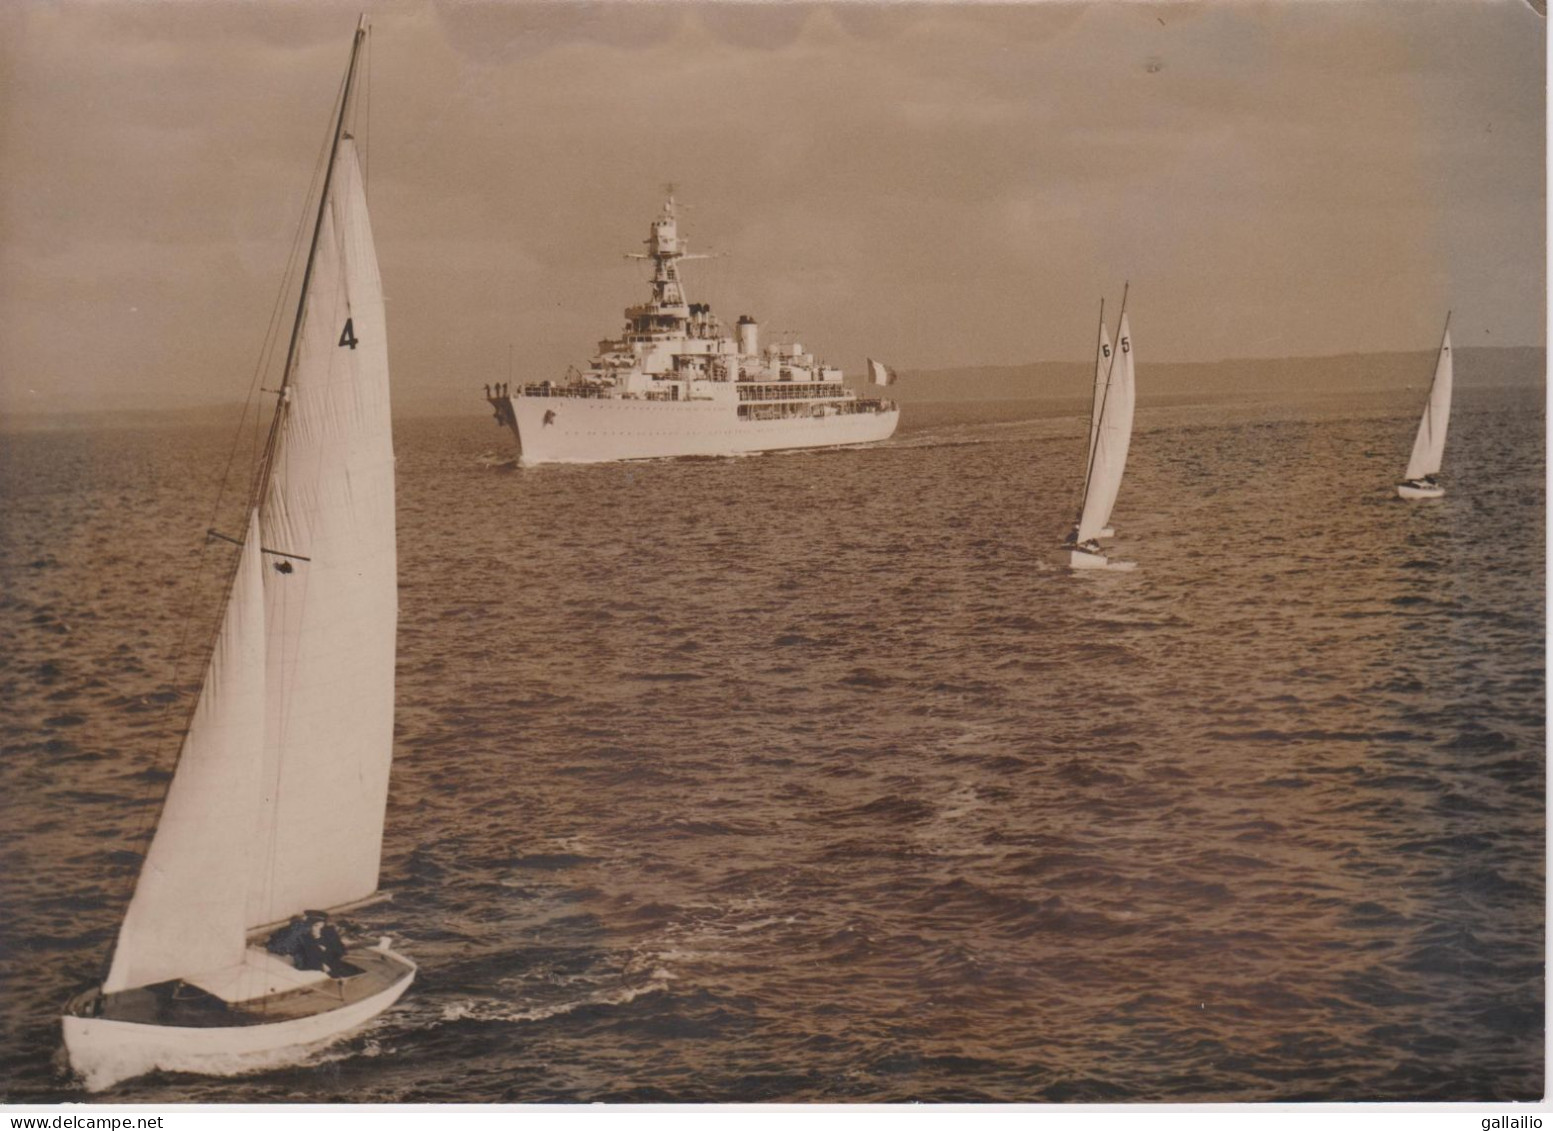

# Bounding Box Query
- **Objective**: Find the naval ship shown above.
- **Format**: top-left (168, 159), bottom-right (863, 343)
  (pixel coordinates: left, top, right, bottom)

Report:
top-left (485, 197), bottom-right (900, 465)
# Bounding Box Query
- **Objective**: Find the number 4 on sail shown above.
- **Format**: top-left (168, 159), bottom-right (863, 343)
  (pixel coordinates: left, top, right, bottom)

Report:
top-left (61, 20), bottom-right (414, 1092)
top-left (1396, 315), bottom-right (1453, 500)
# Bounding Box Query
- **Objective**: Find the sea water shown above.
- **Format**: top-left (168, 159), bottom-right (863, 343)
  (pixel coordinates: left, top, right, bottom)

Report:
top-left (0, 377), bottom-right (1542, 1102)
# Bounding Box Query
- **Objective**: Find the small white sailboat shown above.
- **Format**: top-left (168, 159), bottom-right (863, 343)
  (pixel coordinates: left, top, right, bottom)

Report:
top-left (1396, 316), bottom-right (1453, 500)
top-left (62, 21), bottom-right (414, 1092)
top-left (1067, 304), bottom-right (1137, 572)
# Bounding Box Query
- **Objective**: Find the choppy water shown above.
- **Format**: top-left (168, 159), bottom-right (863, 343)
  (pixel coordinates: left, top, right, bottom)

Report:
top-left (0, 379), bottom-right (1543, 1102)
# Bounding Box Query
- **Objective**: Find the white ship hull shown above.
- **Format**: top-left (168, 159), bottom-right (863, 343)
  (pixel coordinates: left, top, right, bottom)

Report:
top-left (500, 395), bottom-right (900, 466)
top-left (1397, 482), bottom-right (1445, 500)
top-left (63, 948), bottom-right (415, 1092)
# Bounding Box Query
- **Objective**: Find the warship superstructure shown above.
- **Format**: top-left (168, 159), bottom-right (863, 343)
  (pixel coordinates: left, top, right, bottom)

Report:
top-left (485, 197), bottom-right (900, 465)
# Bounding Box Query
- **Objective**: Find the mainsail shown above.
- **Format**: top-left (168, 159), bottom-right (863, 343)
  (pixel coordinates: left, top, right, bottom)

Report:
top-left (103, 512), bottom-right (267, 994)
top-left (250, 135), bottom-right (398, 928)
top-left (1075, 314), bottom-right (1135, 544)
top-left (1403, 328), bottom-right (1453, 482)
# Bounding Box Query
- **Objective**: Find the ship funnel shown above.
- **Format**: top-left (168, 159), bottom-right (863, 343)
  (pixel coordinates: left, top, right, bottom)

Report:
top-left (737, 315), bottom-right (758, 356)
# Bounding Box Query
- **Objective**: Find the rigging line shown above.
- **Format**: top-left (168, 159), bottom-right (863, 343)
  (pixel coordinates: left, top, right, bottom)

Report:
top-left (362, 24), bottom-right (372, 198)
top-left (1078, 281), bottom-right (1129, 520)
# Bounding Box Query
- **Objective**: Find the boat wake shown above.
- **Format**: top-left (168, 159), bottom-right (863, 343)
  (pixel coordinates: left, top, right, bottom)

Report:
top-left (474, 452), bottom-right (519, 471)
top-left (430, 970), bottom-right (674, 1027)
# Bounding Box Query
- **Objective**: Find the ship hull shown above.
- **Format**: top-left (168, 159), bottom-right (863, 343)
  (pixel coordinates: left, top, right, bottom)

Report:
top-left (498, 395), bottom-right (899, 466)
top-left (62, 947), bottom-right (415, 1092)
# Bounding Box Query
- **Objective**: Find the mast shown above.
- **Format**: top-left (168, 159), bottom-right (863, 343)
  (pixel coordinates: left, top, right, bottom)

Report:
top-left (249, 18), bottom-right (369, 516)
top-left (1076, 296), bottom-right (1107, 517)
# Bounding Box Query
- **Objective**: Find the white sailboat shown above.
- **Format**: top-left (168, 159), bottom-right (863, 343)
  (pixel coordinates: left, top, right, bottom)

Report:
top-left (1067, 307), bottom-right (1137, 572)
top-left (1396, 316), bottom-right (1453, 500)
top-left (62, 21), bottom-right (414, 1092)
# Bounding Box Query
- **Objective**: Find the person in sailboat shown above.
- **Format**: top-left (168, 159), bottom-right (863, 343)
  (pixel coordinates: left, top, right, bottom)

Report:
top-left (306, 914), bottom-right (361, 978)
top-left (266, 911), bottom-right (359, 977)
top-left (265, 914), bottom-right (313, 966)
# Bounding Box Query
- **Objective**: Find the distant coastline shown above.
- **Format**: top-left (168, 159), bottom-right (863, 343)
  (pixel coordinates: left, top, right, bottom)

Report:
top-left (1, 346), bottom-right (1542, 432)
top-left (887, 345), bottom-right (1546, 404)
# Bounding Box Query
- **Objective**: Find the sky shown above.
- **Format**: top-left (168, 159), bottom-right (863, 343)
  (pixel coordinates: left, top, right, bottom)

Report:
top-left (0, 0), bottom-right (1544, 414)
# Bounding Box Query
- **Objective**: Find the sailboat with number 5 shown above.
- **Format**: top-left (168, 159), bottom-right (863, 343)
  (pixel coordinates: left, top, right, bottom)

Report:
top-left (61, 20), bottom-right (414, 1092)
top-left (1066, 295), bottom-right (1137, 572)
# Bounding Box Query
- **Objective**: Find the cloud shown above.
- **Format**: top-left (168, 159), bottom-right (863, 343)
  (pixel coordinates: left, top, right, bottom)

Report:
top-left (0, 0), bottom-right (1543, 413)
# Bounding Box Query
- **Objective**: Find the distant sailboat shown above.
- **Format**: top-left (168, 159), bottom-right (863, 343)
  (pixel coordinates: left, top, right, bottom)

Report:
top-left (1067, 304), bottom-right (1136, 572)
top-left (1397, 316), bottom-right (1453, 500)
top-left (62, 21), bottom-right (414, 1092)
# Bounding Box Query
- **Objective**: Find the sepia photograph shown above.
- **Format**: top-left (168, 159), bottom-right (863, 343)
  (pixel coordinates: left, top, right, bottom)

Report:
top-left (0, 0), bottom-right (1544, 1107)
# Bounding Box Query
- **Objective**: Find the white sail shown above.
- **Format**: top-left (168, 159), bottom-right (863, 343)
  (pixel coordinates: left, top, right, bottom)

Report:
top-left (1076, 314), bottom-right (1135, 544)
top-left (1403, 329), bottom-right (1453, 481)
top-left (1086, 322), bottom-right (1114, 484)
top-left (249, 136), bottom-right (398, 928)
top-left (104, 511), bottom-right (267, 994)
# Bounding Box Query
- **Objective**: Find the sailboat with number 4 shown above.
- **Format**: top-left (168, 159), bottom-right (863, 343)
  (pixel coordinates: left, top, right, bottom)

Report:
top-left (62, 20), bottom-right (414, 1092)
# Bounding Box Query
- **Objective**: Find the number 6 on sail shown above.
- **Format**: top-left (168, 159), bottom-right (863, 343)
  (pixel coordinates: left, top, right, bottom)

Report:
top-left (61, 19), bottom-right (414, 1092)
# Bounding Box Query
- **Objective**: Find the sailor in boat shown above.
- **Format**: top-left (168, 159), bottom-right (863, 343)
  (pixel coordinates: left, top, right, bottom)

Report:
top-left (266, 911), bottom-right (362, 978)
top-left (1401, 474), bottom-right (1440, 491)
top-left (1061, 525), bottom-right (1101, 554)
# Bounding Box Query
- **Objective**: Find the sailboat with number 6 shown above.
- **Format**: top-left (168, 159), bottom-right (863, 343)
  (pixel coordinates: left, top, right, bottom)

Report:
top-left (61, 19), bottom-right (414, 1092)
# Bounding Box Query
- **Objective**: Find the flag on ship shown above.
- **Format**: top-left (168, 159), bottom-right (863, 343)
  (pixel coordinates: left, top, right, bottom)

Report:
top-left (867, 358), bottom-right (899, 386)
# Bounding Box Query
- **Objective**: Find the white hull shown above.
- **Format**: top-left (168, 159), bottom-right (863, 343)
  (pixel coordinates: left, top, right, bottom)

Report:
top-left (63, 949), bottom-right (415, 1092)
top-left (1067, 548), bottom-right (1135, 572)
top-left (501, 395), bottom-right (899, 466)
top-left (1397, 482), bottom-right (1445, 500)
